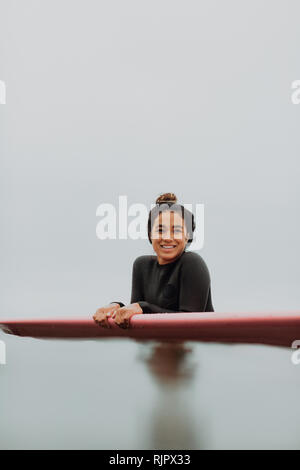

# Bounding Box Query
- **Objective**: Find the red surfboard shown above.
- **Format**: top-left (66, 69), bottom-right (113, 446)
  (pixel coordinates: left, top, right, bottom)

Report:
top-left (1, 311), bottom-right (300, 347)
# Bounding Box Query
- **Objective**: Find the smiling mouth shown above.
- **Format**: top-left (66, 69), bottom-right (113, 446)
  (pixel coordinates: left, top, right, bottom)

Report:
top-left (160, 245), bottom-right (176, 250)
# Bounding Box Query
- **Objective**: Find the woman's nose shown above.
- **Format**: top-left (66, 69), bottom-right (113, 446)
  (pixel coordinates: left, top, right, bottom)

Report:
top-left (162, 231), bottom-right (173, 241)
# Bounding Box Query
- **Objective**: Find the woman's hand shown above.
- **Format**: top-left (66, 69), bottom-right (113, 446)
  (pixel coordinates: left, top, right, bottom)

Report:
top-left (112, 303), bottom-right (143, 329)
top-left (93, 303), bottom-right (120, 328)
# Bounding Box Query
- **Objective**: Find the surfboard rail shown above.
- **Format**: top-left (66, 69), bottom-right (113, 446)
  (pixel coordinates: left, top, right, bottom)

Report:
top-left (1, 311), bottom-right (300, 347)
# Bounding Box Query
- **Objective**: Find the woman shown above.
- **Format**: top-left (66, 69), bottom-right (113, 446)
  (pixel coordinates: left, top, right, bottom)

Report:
top-left (93, 192), bottom-right (214, 329)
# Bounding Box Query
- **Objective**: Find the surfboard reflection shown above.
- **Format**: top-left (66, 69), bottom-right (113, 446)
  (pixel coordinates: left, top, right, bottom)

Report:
top-left (138, 341), bottom-right (205, 449)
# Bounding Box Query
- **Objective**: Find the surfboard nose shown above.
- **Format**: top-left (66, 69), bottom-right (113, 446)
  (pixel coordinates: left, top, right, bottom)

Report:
top-left (0, 324), bottom-right (14, 335)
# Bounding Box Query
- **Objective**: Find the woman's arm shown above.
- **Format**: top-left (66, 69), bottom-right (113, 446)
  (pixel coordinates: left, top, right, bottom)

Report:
top-left (129, 257), bottom-right (179, 313)
top-left (136, 301), bottom-right (179, 313)
top-left (178, 254), bottom-right (214, 312)
top-left (130, 257), bottom-right (144, 305)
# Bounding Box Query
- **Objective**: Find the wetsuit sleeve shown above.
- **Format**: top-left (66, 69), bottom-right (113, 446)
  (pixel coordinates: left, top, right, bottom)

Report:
top-left (109, 302), bottom-right (125, 307)
top-left (130, 258), bottom-right (144, 304)
top-left (137, 301), bottom-right (179, 313)
top-left (129, 258), bottom-right (177, 312)
top-left (178, 255), bottom-right (213, 312)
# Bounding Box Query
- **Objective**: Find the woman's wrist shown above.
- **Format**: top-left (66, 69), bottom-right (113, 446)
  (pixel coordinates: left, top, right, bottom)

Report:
top-left (132, 302), bottom-right (144, 314)
top-left (109, 302), bottom-right (125, 308)
top-left (135, 301), bottom-right (148, 312)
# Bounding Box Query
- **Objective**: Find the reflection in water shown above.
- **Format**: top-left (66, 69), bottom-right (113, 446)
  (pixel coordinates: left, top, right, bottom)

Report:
top-left (138, 340), bottom-right (205, 449)
top-left (143, 341), bottom-right (195, 385)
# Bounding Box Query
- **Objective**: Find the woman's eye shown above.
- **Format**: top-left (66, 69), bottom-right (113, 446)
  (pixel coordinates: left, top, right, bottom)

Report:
top-left (156, 227), bottom-right (182, 234)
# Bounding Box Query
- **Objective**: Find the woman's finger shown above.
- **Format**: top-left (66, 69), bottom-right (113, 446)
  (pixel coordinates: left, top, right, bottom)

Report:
top-left (100, 318), bottom-right (109, 328)
top-left (93, 315), bottom-right (101, 324)
top-left (115, 312), bottom-right (131, 329)
top-left (121, 318), bottom-right (130, 329)
top-left (102, 311), bottom-right (113, 328)
top-left (93, 312), bottom-right (110, 328)
top-left (111, 309), bottom-right (118, 319)
top-left (114, 309), bottom-right (125, 325)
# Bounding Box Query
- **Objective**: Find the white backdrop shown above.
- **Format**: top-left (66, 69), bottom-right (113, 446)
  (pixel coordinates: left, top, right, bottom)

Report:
top-left (1, 1), bottom-right (299, 317)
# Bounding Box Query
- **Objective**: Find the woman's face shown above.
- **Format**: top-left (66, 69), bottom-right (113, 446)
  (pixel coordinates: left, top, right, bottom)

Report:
top-left (151, 211), bottom-right (189, 265)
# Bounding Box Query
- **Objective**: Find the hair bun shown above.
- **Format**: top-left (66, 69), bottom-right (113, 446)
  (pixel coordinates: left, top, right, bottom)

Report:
top-left (155, 192), bottom-right (178, 205)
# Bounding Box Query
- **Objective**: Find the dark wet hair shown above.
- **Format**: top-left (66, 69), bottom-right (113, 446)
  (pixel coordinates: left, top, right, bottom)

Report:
top-left (147, 192), bottom-right (195, 247)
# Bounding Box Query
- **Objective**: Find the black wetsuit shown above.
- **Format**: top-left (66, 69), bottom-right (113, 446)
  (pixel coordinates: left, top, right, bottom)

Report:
top-left (111, 250), bottom-right (214, 313)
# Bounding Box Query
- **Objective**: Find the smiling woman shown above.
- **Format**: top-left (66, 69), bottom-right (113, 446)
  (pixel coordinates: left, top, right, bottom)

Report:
top-left (93, 193), bottom-right (214, 328)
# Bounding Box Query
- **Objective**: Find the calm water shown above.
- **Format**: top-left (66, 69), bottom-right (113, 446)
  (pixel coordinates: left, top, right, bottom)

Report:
top-left (0, 334), bottom-right (300, 449)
